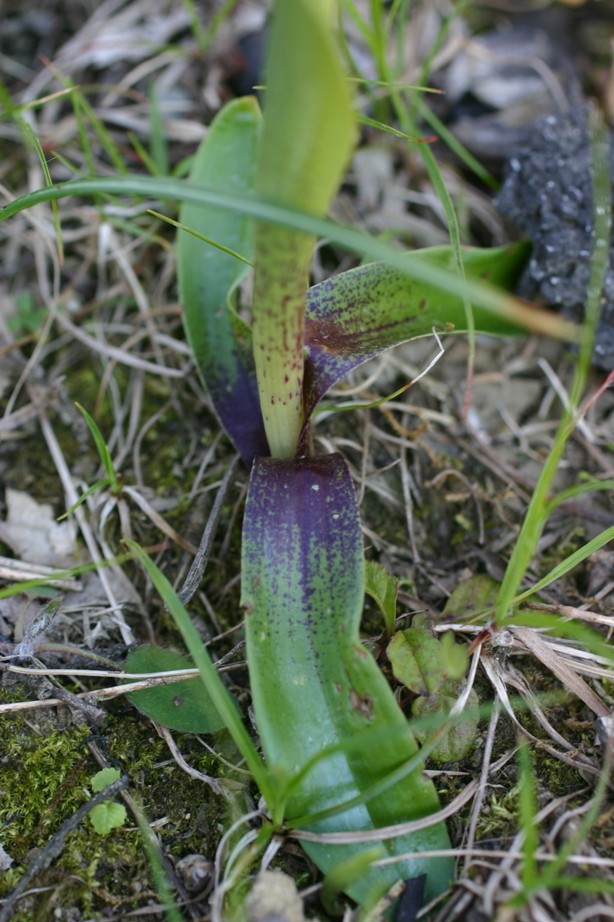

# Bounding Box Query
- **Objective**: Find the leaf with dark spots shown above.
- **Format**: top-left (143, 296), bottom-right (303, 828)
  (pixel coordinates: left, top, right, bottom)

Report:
top-left (241, 452), bottom-right (453, 905)
top-left (301, 243), bottom-right (530, 438)
top-left (178, 97), bottom-right (269, 463)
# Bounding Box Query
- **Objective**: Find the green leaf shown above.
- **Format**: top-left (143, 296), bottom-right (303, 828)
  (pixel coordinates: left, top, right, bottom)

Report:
top-left (252, 0), bottom-right (356, 458)
top-left (124, 644), bottom-right (227, 733)
top-left (440, 630), bottom-right (468, 681)
top-left (91, 768), bottom-right (121, 792)
top-left (441, 572), bottom-right (500, 623)
top-left (364, 560), bottom-right (399, 635)
top-left (386, 628), bottom-right (447, 697)
top-left (90, 801), bottom-right (128, 836)
top-left (241, 454), bottom-right (453, 906)
top-left (412, 682), bottom-right (480, 763)
top-left (178, 96), bottom-right (268, 462)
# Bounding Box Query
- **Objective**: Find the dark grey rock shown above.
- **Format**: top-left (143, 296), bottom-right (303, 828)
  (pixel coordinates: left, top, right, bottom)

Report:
top-left (495, 106), bottom-right (614, 370)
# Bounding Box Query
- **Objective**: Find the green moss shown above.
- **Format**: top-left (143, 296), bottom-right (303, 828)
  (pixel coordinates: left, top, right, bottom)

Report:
top-left (0, 714), bottom-right (93, 855)
top-left (0, 687), bottom-right (241, 920)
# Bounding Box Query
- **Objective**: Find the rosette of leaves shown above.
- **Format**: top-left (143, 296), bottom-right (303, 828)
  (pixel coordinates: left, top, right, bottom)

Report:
top-left (173, 0), bottom-right (533, 909)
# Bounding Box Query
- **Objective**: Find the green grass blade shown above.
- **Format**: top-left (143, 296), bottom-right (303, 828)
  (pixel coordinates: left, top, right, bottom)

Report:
top-left (414, 97), bottom-right (498, 190)
top-left (131, 798), bottom-right (185, 922)
top-left (58, 478), bottom-right (113, 520)
top-left (0, 175), bottom-right (578, 341)
top-left (544, 478), bottom-right (614, 515)
top-left (508, 748), bottom-right (612, 907)
top-left (75, 402), bottom-right (119, 491)
top-left (0, 79), bottom-right (64, 262)
top-left (151, 210), bottom-right (253, 266)
top-left (517, 740), bottom-right (538, 890)
top-left (125, 540), bottom-right (274, 807)
top-left (129, 131), bottom-right (161, 176)
top-left (513, 526), bottom-right (614, 604)
top-left (495, 106), bottom-right (612, 625)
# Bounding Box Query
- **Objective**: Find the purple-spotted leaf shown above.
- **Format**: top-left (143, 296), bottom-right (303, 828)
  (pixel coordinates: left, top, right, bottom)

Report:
top-left (301, 242), bottom-right (530, 441)
top-left (178, 97), bottom-right (268, 463)
top-left (252, 0), bottom-right (355, 458)
top-left (241, 453), bottom-right (453, 905)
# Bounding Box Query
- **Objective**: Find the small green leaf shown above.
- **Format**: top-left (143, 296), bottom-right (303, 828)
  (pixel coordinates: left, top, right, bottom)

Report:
top-left (441, 573), bottom-right (500, 623)
top-left (386, 628), bottom-right (447, 696)
top-left (440, 631), bottom-right (468, 681)
top-left (364, 560), bottom-right (398, 635)
top-left (7, 292), bottom-right (45, 336)
top-left (90, 801), bottom-right (127, 836)
top-left (413, 682), bottom-right (480, 763)
top-left (124, 645), bottom-right (227, 733)
top-left (91, 767), bottom-right (121, 793)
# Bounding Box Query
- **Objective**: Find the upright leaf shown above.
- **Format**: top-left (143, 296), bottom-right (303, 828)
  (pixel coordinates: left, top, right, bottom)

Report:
top-left (241, 453), bottom-right (453, 905)
top-left (178, 97), bottom-right (268, 462)
top-left (252, 0), bottom-right (356, 458)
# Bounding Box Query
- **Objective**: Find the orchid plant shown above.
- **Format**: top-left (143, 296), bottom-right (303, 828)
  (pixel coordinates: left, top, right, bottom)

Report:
top-left (172, 0), bottom-right (529, 910)
top-left (0, 0), bottom-right (587, 914)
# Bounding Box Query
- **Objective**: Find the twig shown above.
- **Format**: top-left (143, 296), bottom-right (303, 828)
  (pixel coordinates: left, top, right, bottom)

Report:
top-left (177, 455), bottom-right (240, 606)
top-left (0, 556), bottom-right (81, 590)
top-left (157, 724), bottom-right (226, 796)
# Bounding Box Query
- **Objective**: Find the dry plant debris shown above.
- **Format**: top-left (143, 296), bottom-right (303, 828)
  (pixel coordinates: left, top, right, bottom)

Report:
top-left (0, 1), bottom-right (613, 921)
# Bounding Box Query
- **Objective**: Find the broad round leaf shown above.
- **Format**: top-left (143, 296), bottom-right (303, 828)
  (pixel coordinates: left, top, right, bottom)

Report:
top-left (124, 645), bottom-right (226, 733)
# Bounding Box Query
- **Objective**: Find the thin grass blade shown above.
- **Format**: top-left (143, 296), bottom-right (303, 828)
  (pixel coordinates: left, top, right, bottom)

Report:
top-left (0, 176), bottom-right (580, 343)
top-left (125, 540), bottom-right (274, 806)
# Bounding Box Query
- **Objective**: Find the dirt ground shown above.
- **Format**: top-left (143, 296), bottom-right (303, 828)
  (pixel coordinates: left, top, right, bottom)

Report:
top-left (0, 2), bottom-right (613, 921)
